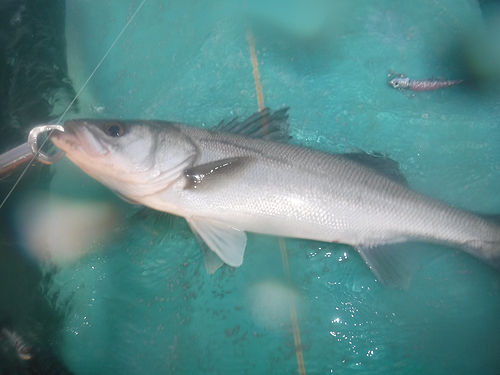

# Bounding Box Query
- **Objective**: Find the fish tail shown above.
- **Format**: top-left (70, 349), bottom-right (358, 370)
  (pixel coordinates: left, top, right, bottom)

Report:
top-left (462, 215), bottom-right (500, 269)
top-left (468, 241), bottom-right (500, 270)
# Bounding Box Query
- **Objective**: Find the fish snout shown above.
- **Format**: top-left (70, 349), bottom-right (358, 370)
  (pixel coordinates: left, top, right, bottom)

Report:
top-left (49, 121), bottom-right (76, 148)
top-left (51, 120), bottom-right (110, 157)
top-left (49, 120), bottom-right (78, 143)
top-left (61, 120), bottom-right (82, 135)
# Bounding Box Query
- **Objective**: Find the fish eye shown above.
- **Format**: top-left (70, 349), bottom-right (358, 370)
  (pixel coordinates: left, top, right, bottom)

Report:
top-left (104, 122), bottom-right (125, 137)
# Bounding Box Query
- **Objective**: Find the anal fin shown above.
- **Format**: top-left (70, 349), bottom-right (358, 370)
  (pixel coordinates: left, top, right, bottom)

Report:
top-left (356, 242), bottom-right (421, 289)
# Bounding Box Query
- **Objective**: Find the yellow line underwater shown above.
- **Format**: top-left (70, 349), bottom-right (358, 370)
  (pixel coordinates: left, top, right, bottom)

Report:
top-left (280, 238), bottom-right (307, 375)
top-left (246, 30), bottom-right (265, 111)
top-left (247, 28), bottom-right (307, 375)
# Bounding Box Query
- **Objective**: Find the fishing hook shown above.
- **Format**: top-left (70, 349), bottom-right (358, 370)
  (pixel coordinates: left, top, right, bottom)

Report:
top-left (0, 124), bottom-right (64, 179)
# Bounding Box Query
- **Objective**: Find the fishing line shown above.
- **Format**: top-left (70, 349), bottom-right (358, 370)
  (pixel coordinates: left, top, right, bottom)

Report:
top-left (56, 0), bottom-right (147, 125)
top-left (0, 0), bottom-right (147, 210)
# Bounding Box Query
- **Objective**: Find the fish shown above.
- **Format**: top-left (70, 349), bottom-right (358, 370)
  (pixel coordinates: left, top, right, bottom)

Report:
top-left (50, 108), bottom-right (500, 285)
top-left (388, 73), bottom-right (463, 91)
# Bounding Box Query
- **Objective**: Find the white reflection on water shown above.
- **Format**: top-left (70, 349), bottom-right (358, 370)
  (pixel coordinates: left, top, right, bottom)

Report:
top-left (248, 280), bottom-right (300, 331)
top-left (13, 194), bottom-right (121, 265)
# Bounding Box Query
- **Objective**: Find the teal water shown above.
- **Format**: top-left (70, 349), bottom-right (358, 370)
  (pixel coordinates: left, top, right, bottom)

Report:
top-left (10, 0), bottom-right (500, 374)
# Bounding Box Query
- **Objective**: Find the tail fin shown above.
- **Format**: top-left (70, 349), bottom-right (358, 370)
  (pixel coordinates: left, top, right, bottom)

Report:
top-left (462, 213), bottom-right (500, 270)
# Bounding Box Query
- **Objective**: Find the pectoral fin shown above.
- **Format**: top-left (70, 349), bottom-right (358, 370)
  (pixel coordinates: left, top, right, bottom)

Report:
top-left (188, 217), bottom-right (247, 271)
top-left (184, 157), bottom-right (250, 189)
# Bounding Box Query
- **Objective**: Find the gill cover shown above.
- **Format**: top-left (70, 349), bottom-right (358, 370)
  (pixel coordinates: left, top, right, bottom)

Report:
top-left (57, 119), bottom-right (199, 198)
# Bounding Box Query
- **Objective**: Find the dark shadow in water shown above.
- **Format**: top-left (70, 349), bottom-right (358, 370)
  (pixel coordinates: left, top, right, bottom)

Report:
top-left (0, 0), bottom-right (77, 373)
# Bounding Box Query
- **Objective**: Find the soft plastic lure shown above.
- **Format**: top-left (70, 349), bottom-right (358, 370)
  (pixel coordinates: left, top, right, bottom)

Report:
top-left (388, 72), bottom-right (463, 91)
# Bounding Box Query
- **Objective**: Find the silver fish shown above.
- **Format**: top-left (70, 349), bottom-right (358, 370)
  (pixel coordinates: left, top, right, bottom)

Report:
top-left (388, 74), bottom-right (463, 91)
top-left (50, 108), bottom-right (500, 284)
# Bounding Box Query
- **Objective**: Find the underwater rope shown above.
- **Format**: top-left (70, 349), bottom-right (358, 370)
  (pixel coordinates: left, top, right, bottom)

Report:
top-left (55, 0), bottom-right (147, 124)
top-left (247, 28), bottom-right (307, 375)
top-left (280, 238), bottom-right (307, 375)
top-left (246, 30), bottom-right (265, 111)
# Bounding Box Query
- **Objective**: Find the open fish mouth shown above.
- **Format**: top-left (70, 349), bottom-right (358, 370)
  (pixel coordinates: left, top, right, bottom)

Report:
top-left (51, 121), bottom-right (109, 157)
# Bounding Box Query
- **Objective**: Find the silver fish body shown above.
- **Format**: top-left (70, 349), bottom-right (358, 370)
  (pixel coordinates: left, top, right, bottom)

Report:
top-left (50, 109), bottom-right (500, 281)
top-left (388, 76), bottom-right (464, 91)
top-left (407, 78), bottom-right (463, 91)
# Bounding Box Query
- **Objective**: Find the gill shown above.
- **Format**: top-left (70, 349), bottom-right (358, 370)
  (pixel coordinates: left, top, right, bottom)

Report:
top-left (0, 0), bottom-right (148, 211)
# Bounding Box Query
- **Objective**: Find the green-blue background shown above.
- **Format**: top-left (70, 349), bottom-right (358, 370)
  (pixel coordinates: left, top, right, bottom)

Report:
top-left (15, 0), bottom-right (500, 374)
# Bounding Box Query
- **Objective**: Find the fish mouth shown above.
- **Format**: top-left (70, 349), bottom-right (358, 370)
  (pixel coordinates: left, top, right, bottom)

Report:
top-left (50, 123), bottom-right (78, 149)
top-left (50, 121), bottom-right (109, 157)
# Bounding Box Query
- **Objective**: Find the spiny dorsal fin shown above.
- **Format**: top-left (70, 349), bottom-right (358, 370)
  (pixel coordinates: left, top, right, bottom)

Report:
top-left (215, 107), bottom-right (290, 142)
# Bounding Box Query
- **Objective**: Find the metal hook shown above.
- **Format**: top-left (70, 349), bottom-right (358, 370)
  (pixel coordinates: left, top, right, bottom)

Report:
top-left (0, 124), bottom-right (65, 179)
top-left (27, 124), bottom-right (65, 164)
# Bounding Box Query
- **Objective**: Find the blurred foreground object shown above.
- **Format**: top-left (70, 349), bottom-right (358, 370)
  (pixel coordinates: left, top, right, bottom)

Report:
top-left (13, 194), bottom-right (122, 266)
top-left (0, 125), bottom-right (64, 181)
top-left (1, 326), bottom-right (74, 375)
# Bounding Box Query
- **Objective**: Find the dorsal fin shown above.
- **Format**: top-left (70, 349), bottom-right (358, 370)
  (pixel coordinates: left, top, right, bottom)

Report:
top-left (342, 151), bottom-right (408, 186)
top-left (215, 107), bottom-right (291, 142)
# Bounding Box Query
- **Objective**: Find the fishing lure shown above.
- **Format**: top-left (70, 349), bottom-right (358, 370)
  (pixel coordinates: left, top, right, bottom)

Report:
top-left (387, 71), bottom-right (463, 92)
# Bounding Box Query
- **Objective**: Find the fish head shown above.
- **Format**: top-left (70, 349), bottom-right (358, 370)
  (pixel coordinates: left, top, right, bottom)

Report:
top-left (51, 119), bottom-right (197, 199)
top-left (388, 77), bottom-right (410, 89)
